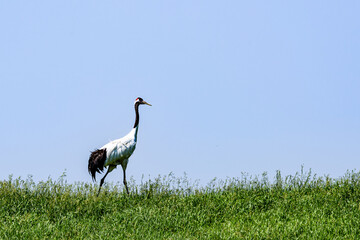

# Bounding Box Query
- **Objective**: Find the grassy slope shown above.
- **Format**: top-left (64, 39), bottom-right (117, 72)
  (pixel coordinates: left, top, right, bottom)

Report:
top-left (1, 170), bottom-right (360, 239)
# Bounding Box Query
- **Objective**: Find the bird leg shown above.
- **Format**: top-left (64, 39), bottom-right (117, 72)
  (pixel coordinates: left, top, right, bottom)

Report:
top-left (120, 164), bottom-right (129, 194)
top-left (97, 166), bottom-right (112, 196)
top-left (122, 167), bottom-right (129, 194)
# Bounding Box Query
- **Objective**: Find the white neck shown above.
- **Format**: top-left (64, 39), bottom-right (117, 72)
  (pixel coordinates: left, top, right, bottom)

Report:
top-left (133, 125), bottom-right (139, 142)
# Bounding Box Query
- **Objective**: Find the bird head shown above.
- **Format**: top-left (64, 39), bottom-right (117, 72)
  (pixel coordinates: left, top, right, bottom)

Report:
top-left (135, 97), bottom-right (152, 106)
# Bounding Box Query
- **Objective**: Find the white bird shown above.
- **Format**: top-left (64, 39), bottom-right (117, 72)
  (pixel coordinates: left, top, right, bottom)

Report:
top-left (88, 97), bottom-right (151, 195)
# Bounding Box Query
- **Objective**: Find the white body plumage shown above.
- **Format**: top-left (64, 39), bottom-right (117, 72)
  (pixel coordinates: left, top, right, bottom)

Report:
top-left (101, 127), bottom-right (138, 168)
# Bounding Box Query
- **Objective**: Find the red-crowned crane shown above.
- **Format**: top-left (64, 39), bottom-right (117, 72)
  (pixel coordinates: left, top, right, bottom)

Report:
top-left (88, 97), bottom-right (151, 195)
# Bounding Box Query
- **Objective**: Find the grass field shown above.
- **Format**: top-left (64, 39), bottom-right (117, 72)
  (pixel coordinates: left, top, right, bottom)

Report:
top-left (1, 169), bottom-right (360, 239)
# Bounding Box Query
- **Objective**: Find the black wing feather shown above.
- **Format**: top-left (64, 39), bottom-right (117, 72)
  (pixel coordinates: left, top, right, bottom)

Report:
top-left (88, 149), bottom-right (107, 181)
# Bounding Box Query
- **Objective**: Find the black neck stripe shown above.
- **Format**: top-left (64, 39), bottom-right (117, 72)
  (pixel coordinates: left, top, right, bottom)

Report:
top-left (133, 102), bottom-right (140, 128)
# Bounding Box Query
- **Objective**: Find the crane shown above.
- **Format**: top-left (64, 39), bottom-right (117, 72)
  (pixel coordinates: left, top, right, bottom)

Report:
top-left (88, 97), bottom-right (151, 195)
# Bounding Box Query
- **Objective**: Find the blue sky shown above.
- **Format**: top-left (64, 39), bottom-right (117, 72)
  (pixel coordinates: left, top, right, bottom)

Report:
top-left (1, 1), bottom-right (359, 185)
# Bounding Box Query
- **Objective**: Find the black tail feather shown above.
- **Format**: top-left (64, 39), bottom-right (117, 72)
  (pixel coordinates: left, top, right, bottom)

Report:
top-left (88, 149), bottom-right (107, 181)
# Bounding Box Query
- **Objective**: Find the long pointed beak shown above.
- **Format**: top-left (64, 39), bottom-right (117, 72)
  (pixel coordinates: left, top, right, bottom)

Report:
top-left (143, 101), bottom-right (152, 106)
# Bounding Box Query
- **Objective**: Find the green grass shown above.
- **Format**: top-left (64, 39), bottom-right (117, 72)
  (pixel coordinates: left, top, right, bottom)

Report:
top-left (1, 169), bottom-right (360, 239)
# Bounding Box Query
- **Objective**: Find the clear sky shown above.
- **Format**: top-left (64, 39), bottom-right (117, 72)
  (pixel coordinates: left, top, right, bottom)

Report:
top-left (1, 1), bottom-right (359, 185)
